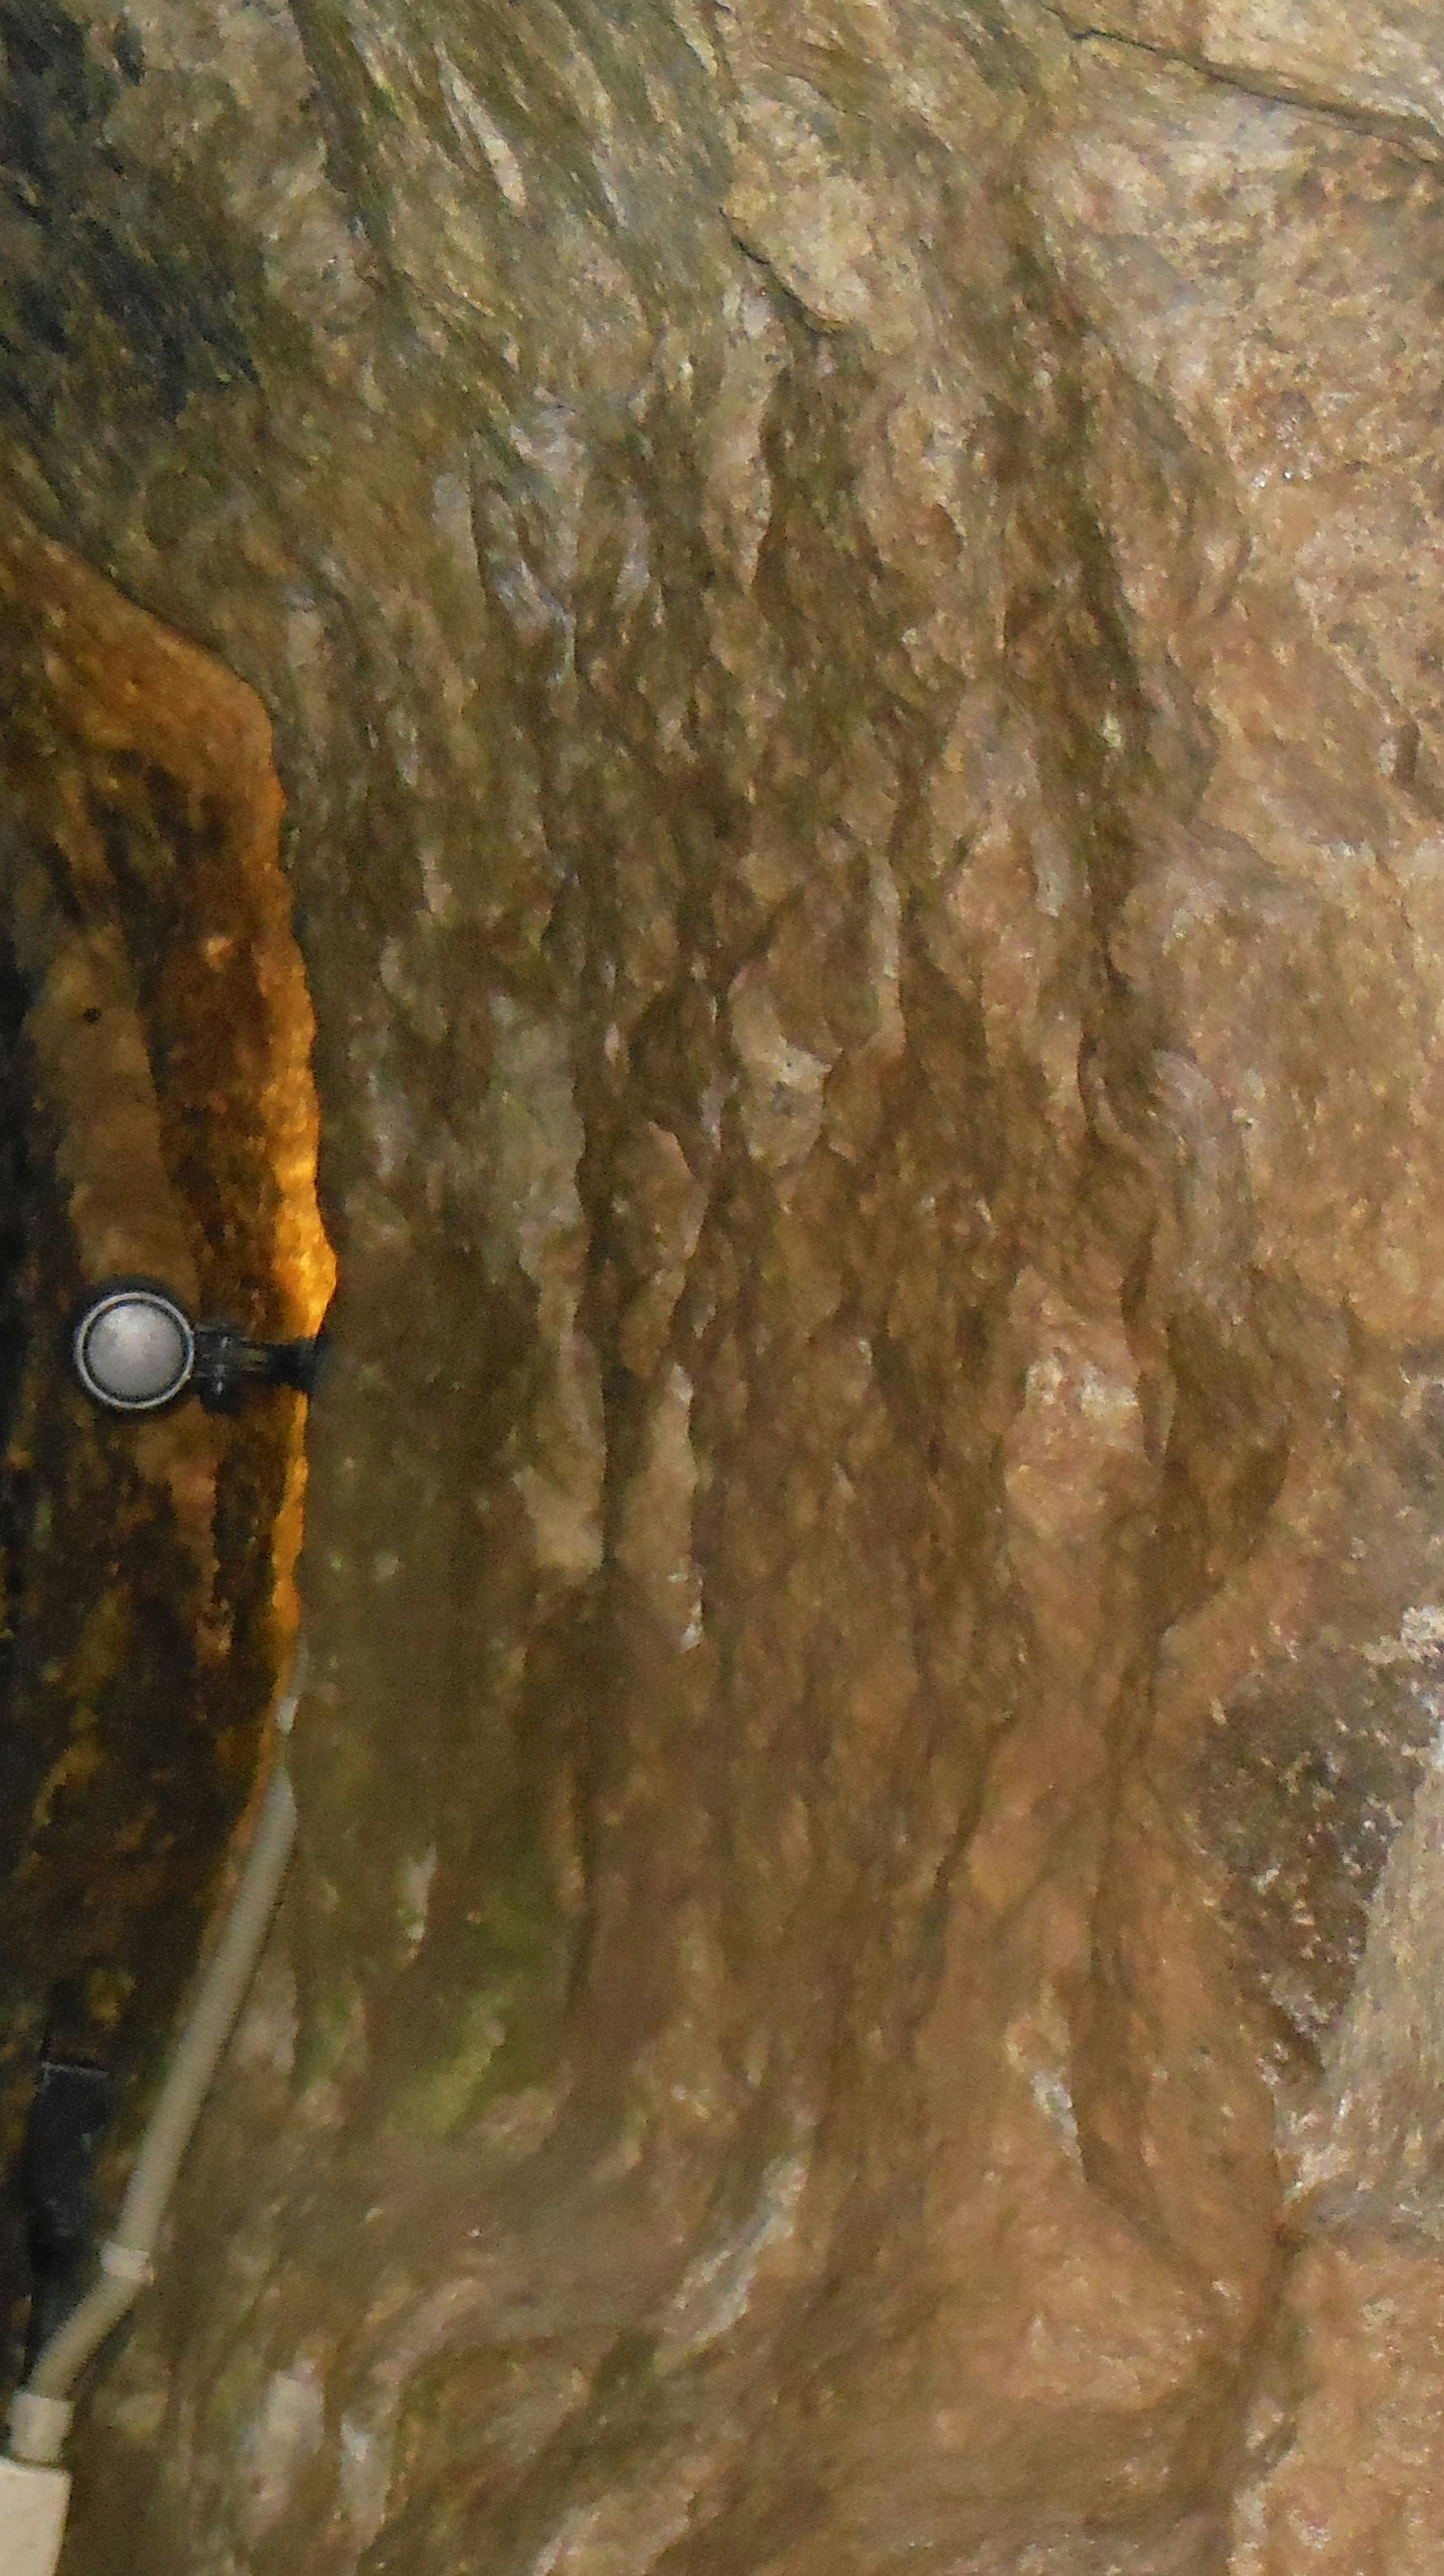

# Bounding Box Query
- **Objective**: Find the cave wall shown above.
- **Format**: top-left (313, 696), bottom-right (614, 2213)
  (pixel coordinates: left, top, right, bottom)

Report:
top-left (0, 499), bottom-right (331, 2373)
top-left (1, 2), bottom-right (1443, 2570)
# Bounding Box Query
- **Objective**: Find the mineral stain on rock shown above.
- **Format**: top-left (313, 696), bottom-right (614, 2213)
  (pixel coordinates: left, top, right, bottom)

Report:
top-left (0, 2), bottom-right (1443, 2571)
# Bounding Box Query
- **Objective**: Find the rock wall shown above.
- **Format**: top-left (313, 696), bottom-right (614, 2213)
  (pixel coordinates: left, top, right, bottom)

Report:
top-left (0, 2), bottom-right (1442, 2570)
top-left (0, 501), bottom-right (329, 2368)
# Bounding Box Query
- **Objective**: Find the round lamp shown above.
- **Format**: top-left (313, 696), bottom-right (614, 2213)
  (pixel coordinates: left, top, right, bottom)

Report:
top-left (71, 1284), bottom-right (196, 1414)
top-left (70, 1280), bottom-right (325, 1415)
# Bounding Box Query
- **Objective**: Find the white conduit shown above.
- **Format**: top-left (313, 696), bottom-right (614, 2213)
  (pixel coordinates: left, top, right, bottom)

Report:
top-left (0, 1653), bottom-right (304, 2573)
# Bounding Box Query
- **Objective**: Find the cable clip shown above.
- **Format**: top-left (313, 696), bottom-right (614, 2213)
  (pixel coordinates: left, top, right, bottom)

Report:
top-left (99, 2241), bottom-right (153, 2288)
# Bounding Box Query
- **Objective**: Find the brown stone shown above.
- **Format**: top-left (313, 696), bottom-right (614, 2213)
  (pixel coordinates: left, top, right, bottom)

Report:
top-left (0, 3), bottom-right (1439, 2571)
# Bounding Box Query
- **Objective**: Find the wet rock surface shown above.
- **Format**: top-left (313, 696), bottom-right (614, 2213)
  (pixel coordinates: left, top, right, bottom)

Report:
top-left (0, 3), bottom-right (1441, 2571)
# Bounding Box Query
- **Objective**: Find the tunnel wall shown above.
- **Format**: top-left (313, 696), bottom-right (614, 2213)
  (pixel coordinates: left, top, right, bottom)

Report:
top-left (1, 4), bottom-right (1443, 2571)
top-left (0, 499), bottom-right (330, 2376)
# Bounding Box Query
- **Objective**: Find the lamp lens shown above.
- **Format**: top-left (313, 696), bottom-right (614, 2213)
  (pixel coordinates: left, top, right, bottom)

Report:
top-left (75, 1290), bottom-right (194, 1410)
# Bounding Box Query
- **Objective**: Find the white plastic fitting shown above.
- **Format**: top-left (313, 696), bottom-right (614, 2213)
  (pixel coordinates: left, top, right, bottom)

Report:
top-left (0, 2459), bottom-right (70, 2576)
top-left (3, 2404), bottom-right (68, 2476)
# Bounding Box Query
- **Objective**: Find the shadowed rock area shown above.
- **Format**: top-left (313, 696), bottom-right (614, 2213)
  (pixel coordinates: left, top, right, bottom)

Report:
top-left (0, 2), bottom-right (1443, 2570)
top-left (0, 504), bottom-right (331, 2380)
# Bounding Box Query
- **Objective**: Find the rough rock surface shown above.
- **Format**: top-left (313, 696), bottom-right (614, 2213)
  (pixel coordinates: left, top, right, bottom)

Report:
top-left (0, 500), bottom-right (329, 2359)
top-left (0, 2), bottom-right (1442, 2570)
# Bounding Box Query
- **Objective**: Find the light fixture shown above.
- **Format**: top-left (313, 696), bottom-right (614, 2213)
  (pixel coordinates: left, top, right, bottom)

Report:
top-left (70, 1280), bottom-right (324, 1416)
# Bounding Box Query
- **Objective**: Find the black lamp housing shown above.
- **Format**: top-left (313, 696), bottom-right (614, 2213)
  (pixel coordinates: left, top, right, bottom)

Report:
top-left (71, 1278), bottom-right (325, 1417)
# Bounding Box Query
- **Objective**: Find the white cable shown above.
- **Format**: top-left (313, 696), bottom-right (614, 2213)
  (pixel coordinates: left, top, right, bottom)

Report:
top-left (6, 1647), bottom-right (305, 2475)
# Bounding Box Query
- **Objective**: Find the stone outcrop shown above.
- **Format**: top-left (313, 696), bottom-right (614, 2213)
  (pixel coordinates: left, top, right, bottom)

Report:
top-left (1, 3), bottom-right (1443, 2569)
